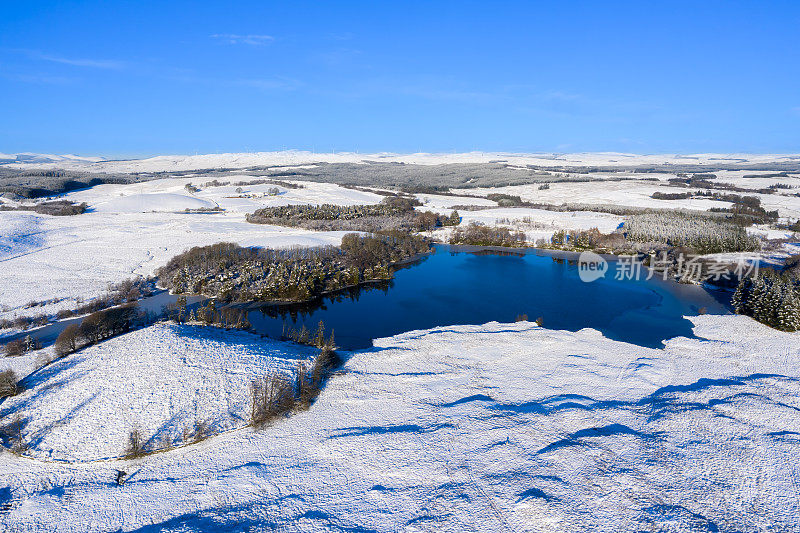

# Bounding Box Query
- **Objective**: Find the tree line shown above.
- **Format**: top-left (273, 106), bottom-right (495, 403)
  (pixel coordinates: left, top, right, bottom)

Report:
top-left (54, 304), bottom-right (142, 357)
top-left (156, 232), bottom-right (429, 303)
top-left (245, 196), bottom-right (458, 232)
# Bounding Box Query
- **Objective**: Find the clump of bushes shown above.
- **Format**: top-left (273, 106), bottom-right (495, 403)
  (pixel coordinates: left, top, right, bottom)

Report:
top-left (3, 335), bottom-right (40, 356)
top-left (0, 278), bottom-right (149, 333)
top-left (651, 191), bottom-right (693, 200)
top-left (282, 320), bottom-right (335, 349)
top-left (72, 277), bottom-right (154, 317)
top-left (0, 314), bottom-right (50, 331)
top-left (733, 269), bottom-right (800, 331)
top-left (623, 212), bottom-right (761, 254)
top-left (486, 193), bottom-right (525, 206)
top-left (449, 222), bottom-right (526, 247)
top-left (0, 369), bottom-right (19, 397)
top-left (4, 335), bottom-right (39, 356)
top-left (412, 210), bottom-right (461, 231)
top-left (251, 345), bottom-right (339, 426)
top-left (1, 414), bottom-right (28, 454)
top-left (250, 374), bottom-right (296, 426)
top-left (550, 228), bottom-right (627, 251)
top-left (0, 200), bottom-right (88, 216)
top-left (124, 428), bottom-right (146, 459)
top-left (156, 232), bottom-right (429, 303)
top-left (168, 298), bottom-right (252, 330)
top-left (232, 178), bottom-right (305, 189)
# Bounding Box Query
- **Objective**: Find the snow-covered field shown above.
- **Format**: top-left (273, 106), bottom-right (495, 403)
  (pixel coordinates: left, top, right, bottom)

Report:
top-left (2, 152), bottom-right (800, 531)
top-left (449, 173), bottom-right (800, 219)
top-left (451, 180), bottom-right (737, 212)
top-left (0, 179), bottom-right (383, 323)
top-left (459, 208), bottom-right (623, 242)
top-left (0, 210), bottom-right (351, 322)
top-left (1, 316), bottom-right (799, 531)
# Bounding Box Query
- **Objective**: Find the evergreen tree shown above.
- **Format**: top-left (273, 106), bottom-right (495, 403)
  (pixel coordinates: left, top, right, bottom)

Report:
top-left (734, 270), bottom-right (800, 331)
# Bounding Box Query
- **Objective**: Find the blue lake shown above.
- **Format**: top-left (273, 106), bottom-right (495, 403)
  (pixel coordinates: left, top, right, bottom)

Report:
top-left (244, 245), bottom-right (731, 350)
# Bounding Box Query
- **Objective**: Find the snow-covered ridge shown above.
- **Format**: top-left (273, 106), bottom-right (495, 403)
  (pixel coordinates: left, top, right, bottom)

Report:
top-left (0, 153), bottom-right (104, 165)
top-left (3, 150), bottom-right (800, 173)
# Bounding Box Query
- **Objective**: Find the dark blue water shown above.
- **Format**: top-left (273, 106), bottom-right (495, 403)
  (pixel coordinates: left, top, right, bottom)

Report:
top-left (244, 245), bottom-right (730, 350)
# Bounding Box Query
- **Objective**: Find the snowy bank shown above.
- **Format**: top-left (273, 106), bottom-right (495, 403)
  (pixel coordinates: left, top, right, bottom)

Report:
top-left (0, 315), bottom-right (798, 531)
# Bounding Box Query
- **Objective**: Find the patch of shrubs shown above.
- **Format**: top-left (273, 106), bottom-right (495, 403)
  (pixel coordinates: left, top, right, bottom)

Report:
top-left (449, 222), bottom-right (527, 247)
top-left (413, 210), bottom-right (461, 231)
top-left (1, 200), bottom-right (89, 216)
top-left (167, 297), bottom-right (252, 330)
top-left (651, 191), bottom-right (693, 200)
top-left (232, 178), bottom-right (305, 189)
top-left (0, 369), bottom-right (19, 397)
top-left (0, 314), bottom-right (50, 331)
top-left (486, 193), bottom-right (525, 206)
top-left (3, 335), bottom-right (40, 357)
top-left (251, 345), bottom-right (339, 427)
top-left (73, 277), bottom-right (154, 317)
top-left (281, 320), bottom-right (335, 348)
top-left (0, 414), bottom-right (28, 454)
top-left (550, 228), bottom-right (627, 251)
top-left (0, 278), bottom-right (153, 332)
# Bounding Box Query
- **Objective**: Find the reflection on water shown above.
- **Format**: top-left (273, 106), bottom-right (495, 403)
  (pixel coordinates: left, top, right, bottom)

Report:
top-left (236, 245), bottom-right (730, 350)
top-left (10, 245), bottom-right (731, 351)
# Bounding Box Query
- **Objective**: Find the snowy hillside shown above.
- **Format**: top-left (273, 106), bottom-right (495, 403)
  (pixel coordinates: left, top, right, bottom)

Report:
top-left (1, 316), bottom-right (799, 531)
top-left (92, 193), bottom-right (217, 213)
top-left (0, 324), bottom-right (318, 461)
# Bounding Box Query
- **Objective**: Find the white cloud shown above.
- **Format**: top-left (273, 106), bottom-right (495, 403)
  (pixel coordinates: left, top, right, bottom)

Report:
top-left (40, 55), bottom-right (123, 69)
top-left (16, 50), bottom-right (125, 69)
top-left (211, 34), bottom-right (275, 46)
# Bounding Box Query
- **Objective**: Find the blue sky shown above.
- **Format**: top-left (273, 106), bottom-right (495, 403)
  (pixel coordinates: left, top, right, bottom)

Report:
top-left (1, 0), bottom-right (798, 157)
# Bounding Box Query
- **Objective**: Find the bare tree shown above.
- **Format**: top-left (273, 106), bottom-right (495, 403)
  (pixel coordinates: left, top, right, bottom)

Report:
top-left (124, 427), bottom-right (145, 459)
top-left (0, 369), bottom-right (19, 397)
top-left (54, 324), bottom-right (81, 357)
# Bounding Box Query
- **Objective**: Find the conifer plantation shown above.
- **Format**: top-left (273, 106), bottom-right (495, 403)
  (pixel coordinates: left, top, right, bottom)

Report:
top-left (733, 269), bottom-right (800, 331)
